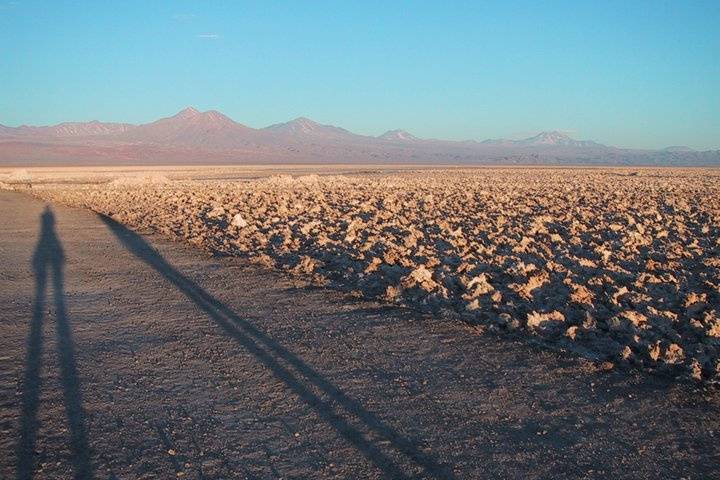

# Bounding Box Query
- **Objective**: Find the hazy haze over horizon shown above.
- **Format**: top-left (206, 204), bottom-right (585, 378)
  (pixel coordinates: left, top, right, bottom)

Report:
top-left (1, 0), bottom-right (719, 150)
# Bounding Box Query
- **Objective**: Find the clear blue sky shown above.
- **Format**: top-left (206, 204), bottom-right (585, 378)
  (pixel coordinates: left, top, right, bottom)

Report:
top-left (1, 1), bottom-right (718, 149)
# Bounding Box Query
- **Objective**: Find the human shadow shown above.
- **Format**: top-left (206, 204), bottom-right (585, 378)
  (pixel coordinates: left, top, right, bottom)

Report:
top-left (16, 207), bottom-right (93, 480)
top-left (100, 214), bottom-right (455, 479)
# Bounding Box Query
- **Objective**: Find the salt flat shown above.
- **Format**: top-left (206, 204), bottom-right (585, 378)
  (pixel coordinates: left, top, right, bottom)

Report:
top-left (14, 166), bottom-right (720, 382)
top-left (1, 167), bottom-right (719, 479)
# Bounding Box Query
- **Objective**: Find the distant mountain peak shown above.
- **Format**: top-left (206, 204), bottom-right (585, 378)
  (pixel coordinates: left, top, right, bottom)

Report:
top-left (111, 107), bottom-right (251, 146)
top-left (522, 131), bottom-right (603, 147)
top-left (528, 131), bottom-right (572, 143)
top-left (482, 130), bottom-right (603, 148)
top-left (174, 107), bottom-right (201, 119)
top-left (162, 107), bottom-right (238, 128)
top-left (379, 129), bottom-right (418, 141)
top-left (197, 109), bottom-right (237, 126)
top-left (287, 117), bottom-right (321, 132)
top-left (263, 117), bottom-right (355, 139)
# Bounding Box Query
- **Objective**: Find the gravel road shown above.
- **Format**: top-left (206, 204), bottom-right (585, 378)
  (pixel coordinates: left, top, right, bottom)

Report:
top-left (1, 190), bottom-right (718, 479)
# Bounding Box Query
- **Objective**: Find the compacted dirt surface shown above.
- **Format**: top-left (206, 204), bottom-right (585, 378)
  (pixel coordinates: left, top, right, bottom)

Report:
top-left (1, 189), bottom-right (719, 479)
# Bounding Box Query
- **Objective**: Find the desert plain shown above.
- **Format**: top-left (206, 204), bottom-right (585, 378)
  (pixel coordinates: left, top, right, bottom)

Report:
top-left (1, 165), bottom-right (719, 478)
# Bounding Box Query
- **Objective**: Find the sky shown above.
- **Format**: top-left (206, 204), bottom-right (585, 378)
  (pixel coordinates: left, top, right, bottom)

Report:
top-left (1, 1), bottom-right (719, 150)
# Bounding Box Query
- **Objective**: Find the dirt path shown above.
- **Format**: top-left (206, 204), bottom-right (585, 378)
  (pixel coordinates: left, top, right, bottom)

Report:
top-left (0, 190), bottom-right (718, 479)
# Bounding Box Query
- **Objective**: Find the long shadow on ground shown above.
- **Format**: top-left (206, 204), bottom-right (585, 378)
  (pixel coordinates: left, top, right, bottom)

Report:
top-left (17, 207), bottom-right (93, 480)
top-left (100, 214), bottom-right (455, 479)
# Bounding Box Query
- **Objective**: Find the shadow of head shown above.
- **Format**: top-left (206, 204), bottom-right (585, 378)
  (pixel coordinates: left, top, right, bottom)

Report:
top-left (32, 206), bottom-right (64, 267)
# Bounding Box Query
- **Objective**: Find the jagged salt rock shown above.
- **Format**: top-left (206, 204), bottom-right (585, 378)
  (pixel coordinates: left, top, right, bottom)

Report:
top-left (231, 213), bottom-right (248, 228)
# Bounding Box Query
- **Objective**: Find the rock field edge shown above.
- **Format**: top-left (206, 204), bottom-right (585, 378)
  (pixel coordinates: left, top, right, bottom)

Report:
top-left (5, 168), bottom-right (720, 383)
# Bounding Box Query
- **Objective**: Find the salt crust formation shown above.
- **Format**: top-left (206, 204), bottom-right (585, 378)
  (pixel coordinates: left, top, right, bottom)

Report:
top-left (19, 169), bottom-right (720, 382)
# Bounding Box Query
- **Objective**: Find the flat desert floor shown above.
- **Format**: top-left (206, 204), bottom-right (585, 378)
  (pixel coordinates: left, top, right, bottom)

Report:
top-left (1, 165), bottom-right (719, 479)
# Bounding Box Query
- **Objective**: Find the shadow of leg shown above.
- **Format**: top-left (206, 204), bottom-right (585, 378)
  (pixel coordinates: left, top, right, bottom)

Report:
top-left (16, 230), bottom-right (48, 480)
top-left (52, 250), bottom-right (93, 480)
top-left (101, 214), bottom-right (455, 479)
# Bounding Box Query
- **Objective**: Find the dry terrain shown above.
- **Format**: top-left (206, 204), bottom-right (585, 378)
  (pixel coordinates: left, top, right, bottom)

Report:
top-left (0, 187), bottom-right (719, 479)
top-left (8, 167), bottom-right (720, 383)
top-left (1, 166), bottom-right (719, 479)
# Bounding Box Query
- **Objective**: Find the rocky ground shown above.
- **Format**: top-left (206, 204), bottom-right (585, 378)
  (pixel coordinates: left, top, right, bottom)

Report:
top-left (1, 189), bottom-right (719, 479)
top-left (7, 167), bottom-right (720, 383)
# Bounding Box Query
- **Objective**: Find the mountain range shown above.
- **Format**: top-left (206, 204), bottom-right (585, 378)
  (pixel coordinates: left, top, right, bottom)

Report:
top-left (1, 107), bottom-right (717, 166)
